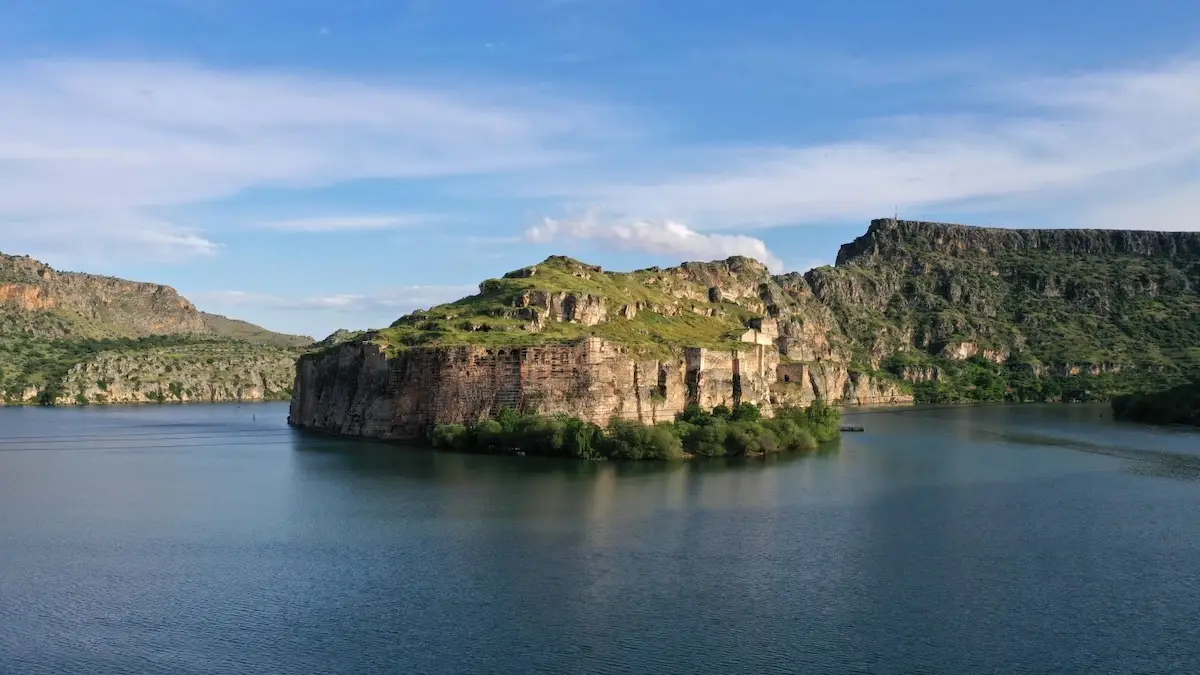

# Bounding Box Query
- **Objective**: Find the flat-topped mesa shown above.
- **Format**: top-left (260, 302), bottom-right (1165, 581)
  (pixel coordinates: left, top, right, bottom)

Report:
top-left (836, 218), bottom-right (1200, 266)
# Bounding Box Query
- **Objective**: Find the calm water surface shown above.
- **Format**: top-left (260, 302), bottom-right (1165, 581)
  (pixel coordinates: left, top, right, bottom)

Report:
top-left (1, 403), bottom-right (1199, 674)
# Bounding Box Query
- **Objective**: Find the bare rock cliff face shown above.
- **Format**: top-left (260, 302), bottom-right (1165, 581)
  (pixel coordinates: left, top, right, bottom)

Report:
top-left (290, 338), bottom-right (780, 440)
top-left (0, 253), bottom-right (209, 336)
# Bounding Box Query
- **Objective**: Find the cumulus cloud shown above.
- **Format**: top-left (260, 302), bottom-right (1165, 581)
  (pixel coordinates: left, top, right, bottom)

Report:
top-left (544, 59), bottom-right (1200, 232)
top-left (526, 214), bottom-right (784, 271)
top-left (0, 58), bottom-right (608, 261)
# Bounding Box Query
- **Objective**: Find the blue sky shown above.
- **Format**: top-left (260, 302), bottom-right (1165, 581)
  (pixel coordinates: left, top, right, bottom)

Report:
top-left (2, 0), bottom-right (1199, 338)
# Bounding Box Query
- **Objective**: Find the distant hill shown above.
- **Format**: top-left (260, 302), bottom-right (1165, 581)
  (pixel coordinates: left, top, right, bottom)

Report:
top-left (200, 312), bottom-right (314, 349)
top-left (0, 251), bottom-right (312, 405)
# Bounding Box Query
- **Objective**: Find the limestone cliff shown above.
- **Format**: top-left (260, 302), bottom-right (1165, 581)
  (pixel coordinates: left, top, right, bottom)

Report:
top-left (290, 338), bottom-right (784, 439)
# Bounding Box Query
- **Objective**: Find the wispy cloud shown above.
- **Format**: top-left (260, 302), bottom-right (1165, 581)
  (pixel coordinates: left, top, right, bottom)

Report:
top-left (0, 58), bottom-right (612, 262)
top-left (189, 290), bottom-right (277, 306)
top-left (537, 58), bottom-right (1200, 233)
top-left (526, 213), bottom-right (784, 271)
top-left (260, 214), bottom-right (431, 232)
top-left (193, 285), bottom-right (476, 314)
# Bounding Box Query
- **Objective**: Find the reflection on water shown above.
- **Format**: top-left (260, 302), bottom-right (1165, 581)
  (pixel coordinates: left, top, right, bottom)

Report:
top-left (1, 402), bottom-right (1198, 674)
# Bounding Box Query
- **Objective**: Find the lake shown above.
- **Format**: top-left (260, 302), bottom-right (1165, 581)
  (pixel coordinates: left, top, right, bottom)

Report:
top-left (1, 403), bottom-right (1198, 674)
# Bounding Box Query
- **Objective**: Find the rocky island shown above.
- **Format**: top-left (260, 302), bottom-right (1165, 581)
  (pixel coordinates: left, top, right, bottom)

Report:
top-left (0, 252), bottom-right (312, 405)
top-left (289, 218), bottom-right (1200, 441)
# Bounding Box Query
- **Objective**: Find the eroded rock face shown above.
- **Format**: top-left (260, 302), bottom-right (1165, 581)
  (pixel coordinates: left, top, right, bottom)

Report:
top-left (0, 283), bottom-right (53, 311)
top-left (772, 361), bottom-right (913, 408)
top-left (1, 254), bottom-right (210, 336)
top-left (515, 291), bottom-right (607, 328)
top-left (290, 338), bottom-right (783, 440)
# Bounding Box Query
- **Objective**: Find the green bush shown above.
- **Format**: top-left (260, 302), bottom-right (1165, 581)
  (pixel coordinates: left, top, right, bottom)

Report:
top-left (426, 400), bottom-right (838, 460)
top-left (677, 403), bottom-right (713, 426)
top-left (687, 420), bottom-right (730, 456)
top-left (762, 418), bottom-right (819, 452)
top-left (563, 417), bottom-right (603, 460)
top-left (731, 402), bottom-right (762, 422)
top-left (725, 421), bottom-right (779, 455)
top-left (516, 415), bottom-right (568, 456)
top-left (473, 419), bottom-right (505, 452)
top-left (430, 424), bottom-right (472, 450)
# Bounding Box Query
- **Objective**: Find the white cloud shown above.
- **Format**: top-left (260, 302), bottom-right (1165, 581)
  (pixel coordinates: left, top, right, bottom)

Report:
top-left (260, 215), bottom-right (430, 232)
top-left (190, 290), bottom-right (279, 305)
top-left (0, 58), bottom-right (609, 261)
top-left (526, 213), bottom-right (784, 271)
top-left (193, 285), bottom-right (476, 314)
top-left (543, 59), bottom-right (1200, 232)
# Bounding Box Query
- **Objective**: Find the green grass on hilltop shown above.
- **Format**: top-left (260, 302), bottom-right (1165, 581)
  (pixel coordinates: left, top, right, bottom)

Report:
top-left (372, 256), bottom-right (765, 357)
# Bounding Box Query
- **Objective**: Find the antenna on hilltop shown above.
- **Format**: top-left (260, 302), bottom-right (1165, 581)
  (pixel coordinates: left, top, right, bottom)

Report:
top-left (894, 205), bottom-right (899, 223)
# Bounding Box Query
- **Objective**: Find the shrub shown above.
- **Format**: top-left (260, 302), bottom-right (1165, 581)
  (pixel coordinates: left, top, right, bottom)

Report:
top-left (677, 404), bottom-right (713, 426)
top-left (761, 418), bottom-right (818, 452)
top-left (600, 419), bottom-right (684, 460)
top-left (712, 404), bottom-right (732, 420)
top-left (515, 415), bottom-right (568, 456)
top-left (430, 424), bottom-right (472, 450)
top-left (725, 421), bottom-right (779, 456)
top-left (683, 419), bottom-right (728, 457)
top-left (731, 402), bottom-right (761, 422)
top-left (563, 417), bottom-right (603, 460)
top-left (473, 420), bottom-right (505, 452)
top-left (496, 407), bottom-right (521, 434)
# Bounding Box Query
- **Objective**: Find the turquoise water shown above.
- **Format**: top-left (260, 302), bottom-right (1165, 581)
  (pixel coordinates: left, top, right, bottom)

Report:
top-left (1, 403), bottom-right (1198, 674)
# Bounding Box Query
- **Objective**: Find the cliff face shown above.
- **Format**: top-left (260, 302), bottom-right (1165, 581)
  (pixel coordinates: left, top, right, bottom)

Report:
top-left (0, 254), bottom-right (211, 337)
top-left (290, 338), bottom-right (784, 440)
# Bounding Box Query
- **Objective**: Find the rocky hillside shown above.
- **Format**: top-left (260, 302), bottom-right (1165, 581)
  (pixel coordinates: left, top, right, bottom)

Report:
top-left (0, 251), bottom-right (313, 404)
top-left (808, 219), bottom-right (1200, 401)
top-left (291, 218), bottom-right (1200, 440)
top-left (54, 339), bottom-right (298, 405)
